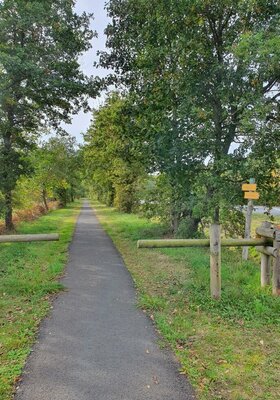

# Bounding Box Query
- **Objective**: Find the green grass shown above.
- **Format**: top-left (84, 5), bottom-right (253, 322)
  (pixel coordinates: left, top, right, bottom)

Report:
top-left (93, 202), bottom-right (280, 400)
top-left (0, 203), bottom-right (80, 400)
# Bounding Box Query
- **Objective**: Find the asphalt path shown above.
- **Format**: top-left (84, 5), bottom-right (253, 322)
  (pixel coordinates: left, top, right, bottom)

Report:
top-left (16, 201), bottom-right (195, 400)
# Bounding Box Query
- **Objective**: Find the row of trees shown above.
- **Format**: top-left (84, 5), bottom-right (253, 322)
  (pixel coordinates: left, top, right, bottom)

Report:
top-left (0, 136), bottom-right (83, 219)
top-left (28, 136), bottom-right (82, 210)
top-left (84, 0), bottom-right (280, 236)
top-left (0, 0), bottom-right (97, 230)
top-left (83, 94), bottom-right (146, 213)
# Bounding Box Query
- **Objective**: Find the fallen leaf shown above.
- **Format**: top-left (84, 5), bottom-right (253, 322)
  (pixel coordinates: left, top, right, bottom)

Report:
top-left (153, 375), bottom-right (159, 384)
top-left (218, 359), bottom-right (227, 364)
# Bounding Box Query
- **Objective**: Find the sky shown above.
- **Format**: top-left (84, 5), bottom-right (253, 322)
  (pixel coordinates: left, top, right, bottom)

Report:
top-left (62, 0), bottom-right (110, 143)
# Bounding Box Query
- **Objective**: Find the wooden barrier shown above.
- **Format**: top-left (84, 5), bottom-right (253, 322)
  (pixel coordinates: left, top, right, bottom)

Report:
top-left (137, 221), bottom-right (280, 299)
top-left (0, 234), bottom-right (59, 243)
top-left (137, 238), bottom-right (272, 248)
top-left (256, 223), bottom-right (280, 296)
top-left (260, 253), bottom-right (271, 287)
top-left (273, 235), bottom-right (280, 296)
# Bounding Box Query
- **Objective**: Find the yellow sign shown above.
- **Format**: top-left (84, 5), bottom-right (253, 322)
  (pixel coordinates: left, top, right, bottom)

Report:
top-left (244, 192), bottom-right (260, 200)
top-left (242, 183), bottom-right (257, 191)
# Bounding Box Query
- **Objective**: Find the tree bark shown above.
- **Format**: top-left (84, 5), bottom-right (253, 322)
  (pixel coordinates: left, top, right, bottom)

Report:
top-left (5, 190), bottom-right (14, 231)
top-left (213, 206), bottom-right (220, 224)
top-left (187, 216), bottom-right (201, 236)
top-left (171, 211), bottom-right (180, 234)
top-left (70, 184), bottom-right (75, 202)
top-left (42, 188), bottom-right (49, 211)
top-left (3, 127), bottom-right (15, 231)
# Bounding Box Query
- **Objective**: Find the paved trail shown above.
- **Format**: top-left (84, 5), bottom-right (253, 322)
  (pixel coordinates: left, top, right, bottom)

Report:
top-left (16, 201), bottom-right (195, 400)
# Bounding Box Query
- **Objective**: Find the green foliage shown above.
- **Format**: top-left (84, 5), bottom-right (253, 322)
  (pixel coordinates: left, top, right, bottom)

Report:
top-left (83, 93), bottom-right (146, 212)
top-left (220, 208), bottom-right (246, 237)
top-left (0, 0), bottom-right (97, 228)
top-left (100, 0), bottom-right (280, 230)
top-left (176, 218), bottom-right (204, 239)
top-left (38, 136), bottom-right (82, 207)
top-left (137, 174), bottom-right (202, 236)
top-left (137, 175), bottom-right (172, 223)
top-left (9, 136), bottom-right (83, 214)
top-left (114, 183), bottom-right (137, 213)
top-left (0, 190), bottom-right (5, 217)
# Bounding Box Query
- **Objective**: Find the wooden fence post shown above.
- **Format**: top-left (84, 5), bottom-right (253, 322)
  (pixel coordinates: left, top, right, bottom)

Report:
top-left (272, 228), bottom-right (280, 296)
top-left (210, 224), bottom-right (221, 299)
top-left (138, 221), bottom-right (278, 299)
top-left (242, 199), bottom-right (253, 261)
top-left (260, 254), bottom-right (271, 287)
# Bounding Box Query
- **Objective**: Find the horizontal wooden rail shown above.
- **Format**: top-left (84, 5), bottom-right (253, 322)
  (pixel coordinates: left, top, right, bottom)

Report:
top-left (137, 222), bottom-right (280, 299)
top-left (138, 221), bottom-right (280, 298)
top-left (0, 234), bottom-right (59, 243)
top-left (137, 238), bottom-right (272, 249)
top-left (256, 246), bottom-right (278, 258)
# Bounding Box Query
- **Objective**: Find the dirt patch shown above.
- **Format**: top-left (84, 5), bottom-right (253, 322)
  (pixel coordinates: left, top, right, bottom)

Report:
top-left (0, 201), bottom-right (59, 233)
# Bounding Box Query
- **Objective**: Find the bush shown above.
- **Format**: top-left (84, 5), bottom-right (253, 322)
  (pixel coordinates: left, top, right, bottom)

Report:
top-left (114, 183), bottom-right (137, 213)
top-left (176, 217), bottom-right (204, 238)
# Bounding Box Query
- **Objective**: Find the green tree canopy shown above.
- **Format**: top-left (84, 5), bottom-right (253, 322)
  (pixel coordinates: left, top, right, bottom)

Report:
top-left (100, 0), bottom-right (280, 226)
top-left (0, 0), bottom-right (98, 229)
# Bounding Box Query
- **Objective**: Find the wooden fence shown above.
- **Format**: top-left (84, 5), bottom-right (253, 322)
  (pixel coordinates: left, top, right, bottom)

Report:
top-left (137, 222), bottom-right (280, 299)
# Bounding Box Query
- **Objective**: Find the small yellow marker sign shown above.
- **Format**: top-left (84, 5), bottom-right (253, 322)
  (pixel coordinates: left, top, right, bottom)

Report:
top-left (242, 180), bottom-right (259, 201)
top-left (244, 191), bottom-right (260, 200)
top-left (242, 184), bottom-right (257, 192)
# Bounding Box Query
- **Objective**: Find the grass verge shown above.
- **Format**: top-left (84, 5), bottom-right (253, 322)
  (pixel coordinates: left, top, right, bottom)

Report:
top-left (0, 202), bottom-right (80, 399)
top-left (93, 202), bottom-right (280, 400)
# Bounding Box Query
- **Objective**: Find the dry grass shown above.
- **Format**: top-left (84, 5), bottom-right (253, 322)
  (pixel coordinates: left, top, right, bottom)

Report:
top-left (0, 201), bottom-right (59, 234)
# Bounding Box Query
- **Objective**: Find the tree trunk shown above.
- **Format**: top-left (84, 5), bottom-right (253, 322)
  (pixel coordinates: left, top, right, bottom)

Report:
top-left (61, 188), bottom-right (67, 207)
top-left (3, 128), bottom-right (15, 231)
top-left (70, 184), bottom-right (75, 202)
top-left (171, 211), bottom-right (180, 234)
top-left (42, 188), bottom-right (49, 211)
top-left (188, 216), bottom-right (201, 236)
top-left (107, 187), bottom-right (115, 207)
top-left (5, 190), bottom-right (14, 231)
top-left (214, 205), bottom-right (220, 224)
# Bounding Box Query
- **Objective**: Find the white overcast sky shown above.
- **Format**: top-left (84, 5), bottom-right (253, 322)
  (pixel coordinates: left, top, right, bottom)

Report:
top-left (62, 0), bottom-right (110, 143)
